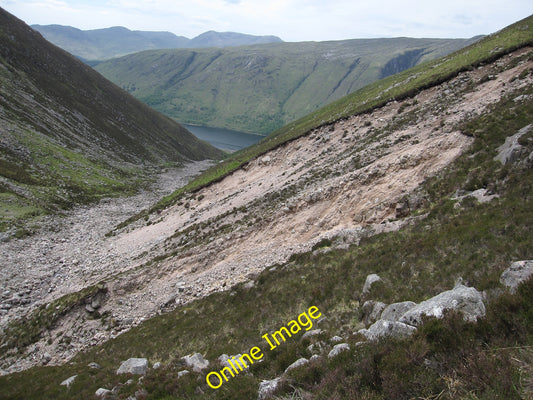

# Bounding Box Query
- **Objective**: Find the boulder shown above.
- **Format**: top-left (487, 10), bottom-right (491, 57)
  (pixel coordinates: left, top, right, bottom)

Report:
top-left (284, 358), bottom-right (308, 374)
top-left (116, 358), bottom-right (148, 375)
top-left (361, 300), bottom-right (386, 326)
top-left (360, 320), bottom-right (416, 341)
top-left (500, 260), bottom-right (533, 293)
top-left (362, 274), bottom-right (382, 295)
top-left (258, 377), bottom-right (281, 400)
top-left (399, 284), bottom-right (485, 326)
top-left (381, 301), bottom-right (417, 322)
top-left (328, 343), bottom-right (350, 358)
top-left (182, 353), bottom-right (209, 372)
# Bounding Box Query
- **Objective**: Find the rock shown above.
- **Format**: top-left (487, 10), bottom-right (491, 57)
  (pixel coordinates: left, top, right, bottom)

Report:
top-left (258, 377), bottom-right (281, 400)
top-left (181, 353), bottom-right (209, 372)
top-left (153, 362), bottom-right (161, 370)
top-left (88, 362), bottom-right (102, 369)
top-left (260, 156), bottom-right (272, 165)
top-left (399, 284), bottom-right (485, 326)
top-left (360, 320), bottom-right (417, 340)
top-left (116, 358), bottom-right (148, 375)
top-left (284, 357), bottom-right (308, 374)
top-left (95, 388), bottom-right (112, 398)
top-left (362, 273), bottom-right (382, 295)
top-left (60, 375), bottom-right (77, 388)
top-left (381, 301), bottom-right (417, 322)
top-left (43, 352), bottom-right (52, 364)
top-left (500, 260), bottom-right (533, 293)
top-left (302, 329), bottom-right (323, 339)
top-left (361, 300), bottom-right (387, 326)
top-left (494, 124), bottom-right (531, 165)
top-left (330, 335), bottom-right (343, 343)
top-left (328, 343), bottom-right (350, 358)
top-left (177, 370), bottom-right (190, 378)
top-left (395, 201), bottom-right (410, 218)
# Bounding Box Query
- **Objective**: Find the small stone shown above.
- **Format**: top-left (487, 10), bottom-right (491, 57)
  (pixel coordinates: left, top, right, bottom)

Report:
top-left (181, 353), bottom-right (209, 372)
top-left (43, 352), bottom-right (52, 364)
top-left (362, 273), bottom-right (382, 295)
top-left (302, 329), bottom-right (323, 339)
top-left (258, 377), bottom-right (281, 400)
top-left (60, 375), bottom-right (77, 388)
top-left (328, 343), bottom-right (350, 358)
top-left (116, 358), bottom-right (148, 375)
top-left (330, 335), bottom-right (343, 343)
top-left (500, 260), bottom-right (533, 293)
top-left (177, 370), bottom-right (190, 378)
top-left (153, 362), bottom-right (161, 370)
top-left (95, 388), bottom-right (111, 398)
top-left (88, 362), bottom-right (102, 369)
top-left (284, 357), bottom-right (308, 374)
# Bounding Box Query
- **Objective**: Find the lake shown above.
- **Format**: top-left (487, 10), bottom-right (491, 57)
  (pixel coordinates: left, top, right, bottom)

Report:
top-left (184, 124), bottom-right (264, 152)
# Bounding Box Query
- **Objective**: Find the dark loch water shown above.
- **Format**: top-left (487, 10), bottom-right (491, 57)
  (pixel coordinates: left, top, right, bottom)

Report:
top-left (184, 124), bottom-right (264, 152)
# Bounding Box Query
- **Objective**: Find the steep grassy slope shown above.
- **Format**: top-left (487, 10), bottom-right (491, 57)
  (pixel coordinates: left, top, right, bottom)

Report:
top-left (0, 8), bottom-right (223, 232)
top-left (1, 44), bottom-right (532, 400)
top-left (32, 25), bottom-right (282, 61)
top-left (95, 37), bottom-right (477, 134)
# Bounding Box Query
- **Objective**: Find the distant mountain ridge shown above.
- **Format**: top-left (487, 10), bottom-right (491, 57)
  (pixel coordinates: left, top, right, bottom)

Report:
top-left (31, 24), bottom-right (283, 60)
top-left (95, 36), bottom-right (480, 134)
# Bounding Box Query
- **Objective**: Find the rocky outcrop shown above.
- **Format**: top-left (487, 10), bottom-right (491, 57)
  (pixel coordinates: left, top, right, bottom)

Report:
top-left (400, 284), bottom-right (485, 326)
top-left (500, 260), bottom-right (533, 293)
top-left (494, 124), bottom-right (531, 165)
top-left (116, 358), bottom-right (148, 375)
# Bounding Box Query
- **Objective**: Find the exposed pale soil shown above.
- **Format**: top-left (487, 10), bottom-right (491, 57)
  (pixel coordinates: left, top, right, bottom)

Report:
top-left (1, 47), bottom-right (532, 374)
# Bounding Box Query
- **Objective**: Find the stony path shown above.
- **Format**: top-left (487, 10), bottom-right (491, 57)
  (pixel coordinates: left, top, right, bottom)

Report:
top-left (0, 160), bottom-right (214, 328)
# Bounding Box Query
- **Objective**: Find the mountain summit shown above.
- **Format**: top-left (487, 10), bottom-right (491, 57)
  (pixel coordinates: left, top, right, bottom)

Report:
top-left (31, 24), bottom-right (283, 60)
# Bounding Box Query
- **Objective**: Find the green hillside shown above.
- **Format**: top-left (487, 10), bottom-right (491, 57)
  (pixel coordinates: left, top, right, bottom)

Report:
top-left (94, 37), bottom-right (478, 134)
top-left (0, 8), bottom-right (223, 232)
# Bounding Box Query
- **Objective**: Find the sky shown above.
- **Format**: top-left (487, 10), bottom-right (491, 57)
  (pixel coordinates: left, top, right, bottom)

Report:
top-left (0, 0), bottom-right (532, 42)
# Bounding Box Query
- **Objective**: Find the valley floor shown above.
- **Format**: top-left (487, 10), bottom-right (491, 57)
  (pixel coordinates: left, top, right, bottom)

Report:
top-left (0, 160), bottom-right (214, 374)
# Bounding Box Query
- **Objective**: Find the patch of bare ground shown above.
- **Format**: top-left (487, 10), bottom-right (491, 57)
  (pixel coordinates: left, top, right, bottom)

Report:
top-left (1, 47), bottom-right (532, 375)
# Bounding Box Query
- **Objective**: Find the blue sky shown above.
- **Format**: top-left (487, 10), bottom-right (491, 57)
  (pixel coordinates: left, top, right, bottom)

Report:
top-left (0, 0), bottom-right (531, 41)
